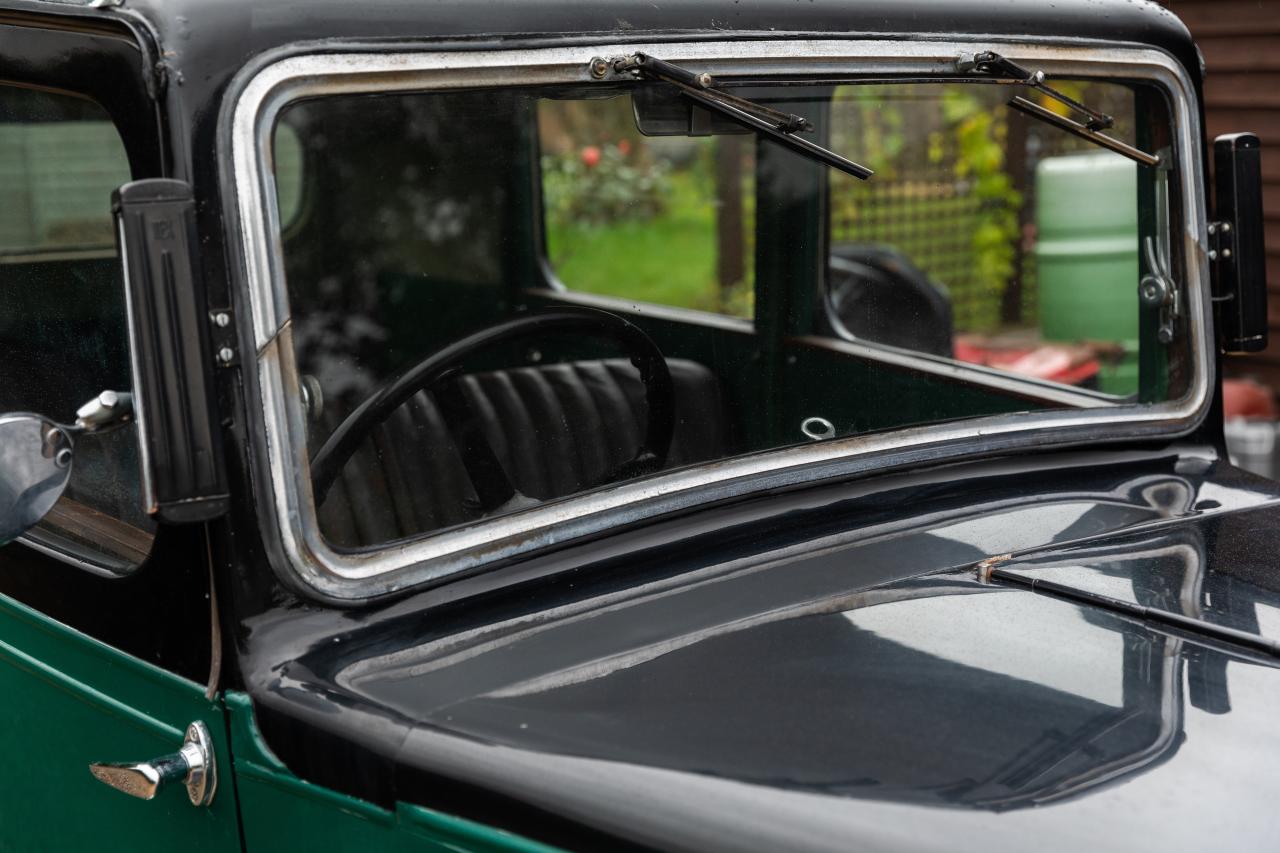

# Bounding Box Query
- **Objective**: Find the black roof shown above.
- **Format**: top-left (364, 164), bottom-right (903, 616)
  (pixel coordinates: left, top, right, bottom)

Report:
top-left (94, 0), bottom-right (1200, 103)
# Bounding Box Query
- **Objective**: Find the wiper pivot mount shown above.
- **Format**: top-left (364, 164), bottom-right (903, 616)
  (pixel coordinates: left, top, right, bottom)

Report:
top-left (960, 51), bottom-right (1160, 168)
top-left (609, 53), bottom-right (873, 180)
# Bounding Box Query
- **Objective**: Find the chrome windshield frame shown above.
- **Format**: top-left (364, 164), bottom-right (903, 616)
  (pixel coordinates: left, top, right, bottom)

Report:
top-left (227, 38), bottom-right (1212, 602)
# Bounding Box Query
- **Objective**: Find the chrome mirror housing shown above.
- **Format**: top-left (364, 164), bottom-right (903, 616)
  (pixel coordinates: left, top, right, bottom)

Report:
top-left (0, 414), bottom-right (73, 545)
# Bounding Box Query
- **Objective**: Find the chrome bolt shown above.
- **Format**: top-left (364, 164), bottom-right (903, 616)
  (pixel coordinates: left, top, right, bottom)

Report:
top-left (1222, 222), bottom-right (1232, 233)
top-left (1208, 223), bottom-right (1217, 235)
top-left (55, 448), bottom-right (72, 469)
top-left (1207, 249), bottom-right (1218, 261)
top-left (1223, 248), bottom-right (1232, 259)
top-left (213, 312), bottom-right (231, 328)
top-left (696, 72), bottom-right (714, 88)
top-left (218, 347), bottom-right (235, 364)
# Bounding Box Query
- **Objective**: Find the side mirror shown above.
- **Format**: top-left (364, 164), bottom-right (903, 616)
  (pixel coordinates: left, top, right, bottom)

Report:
top-left (1212, 133), bottom-right (1269, 354)
top-left (0, 415), bottom-right (73, 545)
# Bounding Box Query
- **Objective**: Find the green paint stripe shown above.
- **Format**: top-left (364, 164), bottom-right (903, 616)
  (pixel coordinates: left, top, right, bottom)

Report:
top-left (0, 633), bottom-right (184, 740)
top-left (0, 590), bottom-right (207, 697)
top-left (225, 692), bottom-right (565, 852)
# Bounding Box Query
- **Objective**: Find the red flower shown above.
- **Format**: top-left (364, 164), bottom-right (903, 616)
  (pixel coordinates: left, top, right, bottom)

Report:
top-left (580, 145), bottom-right (601, 167)
top-left (617, 139), bottom-right (632, 156)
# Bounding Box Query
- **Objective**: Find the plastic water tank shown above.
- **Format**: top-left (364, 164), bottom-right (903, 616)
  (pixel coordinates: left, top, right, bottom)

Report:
top-left (1034, 151), bottom-right (1139, 395)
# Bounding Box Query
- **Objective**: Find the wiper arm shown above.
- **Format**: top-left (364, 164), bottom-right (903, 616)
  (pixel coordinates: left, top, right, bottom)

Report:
top-left (610, 53), bottom-right (874, 180)
top-left (960, 51), bottom-right (1161, 168)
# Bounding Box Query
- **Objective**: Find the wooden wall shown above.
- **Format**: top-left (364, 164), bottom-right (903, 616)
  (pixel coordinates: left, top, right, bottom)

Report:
top-left (1163, 0), bottom-right (1280, 388)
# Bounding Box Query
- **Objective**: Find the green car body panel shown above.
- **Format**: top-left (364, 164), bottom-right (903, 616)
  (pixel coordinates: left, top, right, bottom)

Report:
top-left (0, 590), bottom-right (553, 851)
top-left (0, 591), bottom-right (239, 851)
top-left (224, 692), bottom-right (560, 853)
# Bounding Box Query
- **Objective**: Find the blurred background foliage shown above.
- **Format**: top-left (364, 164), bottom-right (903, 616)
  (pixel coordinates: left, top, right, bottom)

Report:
top-left (539, 81), bottom-right (1128, 333)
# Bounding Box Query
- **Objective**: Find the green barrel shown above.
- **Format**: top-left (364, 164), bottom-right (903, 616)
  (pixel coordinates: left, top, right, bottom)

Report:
top-left (1034, 151), bottom-right (1139, 395)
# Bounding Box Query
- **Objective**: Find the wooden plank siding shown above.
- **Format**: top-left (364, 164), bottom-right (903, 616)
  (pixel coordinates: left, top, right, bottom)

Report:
top-left (1163, 0), bottom-right (1280, 387)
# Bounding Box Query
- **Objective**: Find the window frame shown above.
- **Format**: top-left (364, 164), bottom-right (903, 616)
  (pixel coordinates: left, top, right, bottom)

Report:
top-left (228, 38), bottom-right (1212, 603)
top-left (0, 22), bottom-right (162, 578)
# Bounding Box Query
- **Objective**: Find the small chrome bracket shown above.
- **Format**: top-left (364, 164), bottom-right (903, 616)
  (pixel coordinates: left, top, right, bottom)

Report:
top-left (73, 390), bottom-right (134, 434)
top-left (975, 553), bottom-right (1013, 583)
top-left (88, 720), bottom-right (217, 807)
top-left (1140, 235), bottom-right (1180, 345)
top-left (209, 308), bottom-right (238, 367)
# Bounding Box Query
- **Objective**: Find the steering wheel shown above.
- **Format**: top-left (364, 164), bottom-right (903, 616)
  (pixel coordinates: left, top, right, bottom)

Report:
top-left (310, 308), bottom-right (675, 515)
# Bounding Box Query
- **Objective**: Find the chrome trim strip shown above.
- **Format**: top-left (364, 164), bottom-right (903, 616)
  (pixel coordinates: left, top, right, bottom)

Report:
top-left (788, 334), bottom-right (1117, 409)
top-left (230, 39), bottom-right (1212, 601)
top-left (15, 532), bottom-right (130, 579)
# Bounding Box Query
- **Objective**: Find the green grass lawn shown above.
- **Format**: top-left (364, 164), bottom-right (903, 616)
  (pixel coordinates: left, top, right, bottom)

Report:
top-left (546, 171), bottom-right (750, 315)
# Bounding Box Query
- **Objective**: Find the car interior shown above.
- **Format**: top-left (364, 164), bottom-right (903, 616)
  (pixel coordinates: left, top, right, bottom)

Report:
top-left (271, 83), bottom-right (1186, 549)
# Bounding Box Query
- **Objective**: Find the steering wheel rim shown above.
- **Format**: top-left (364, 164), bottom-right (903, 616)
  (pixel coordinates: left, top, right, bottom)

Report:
top-left (310, 308), bottom-right (675, 511)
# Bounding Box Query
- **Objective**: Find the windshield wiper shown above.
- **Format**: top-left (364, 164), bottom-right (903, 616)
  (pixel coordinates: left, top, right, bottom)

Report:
top-left (959, 51), bottom-right (1161, 168)
top-left (609, 53), bottom-right (874, 180)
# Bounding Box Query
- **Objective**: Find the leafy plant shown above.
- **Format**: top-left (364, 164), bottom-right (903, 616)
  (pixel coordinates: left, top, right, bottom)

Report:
top-left (542, 141), bottom-right (671, 232)
top-left (941, 88), bottom-right (1023, 332)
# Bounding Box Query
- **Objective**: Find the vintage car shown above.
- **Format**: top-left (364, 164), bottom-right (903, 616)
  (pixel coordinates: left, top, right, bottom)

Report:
top-left (0, 0), bottom-right (1275, 849)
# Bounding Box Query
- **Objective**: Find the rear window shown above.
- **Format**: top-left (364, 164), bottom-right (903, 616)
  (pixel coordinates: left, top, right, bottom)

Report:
top-left (539, 97), bottom-right (757, 319)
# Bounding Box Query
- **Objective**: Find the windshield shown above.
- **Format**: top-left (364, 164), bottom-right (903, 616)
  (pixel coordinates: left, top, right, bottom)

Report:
top-left (270, 74), bottom-right (1191, 550)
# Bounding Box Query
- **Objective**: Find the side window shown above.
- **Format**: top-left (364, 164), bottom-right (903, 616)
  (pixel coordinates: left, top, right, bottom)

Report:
top-left (825, 83), bottom-right (1149, 398)
top-left (0, 85), bottom-right (154, 574)
top-left (538, 97), bottom-right (757, 319)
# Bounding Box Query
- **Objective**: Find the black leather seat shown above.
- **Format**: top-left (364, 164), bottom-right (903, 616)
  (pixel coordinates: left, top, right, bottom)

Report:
top-left (316, 358), bottom-right (729, 547)
top-left (828, 244), bottom-right (954, 358)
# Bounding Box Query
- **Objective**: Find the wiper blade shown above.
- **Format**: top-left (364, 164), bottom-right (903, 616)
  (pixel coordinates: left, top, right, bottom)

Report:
top-left (960, 51), bottom-right (1161, 168)
top-left (610, 53), bottom-right (874, 180)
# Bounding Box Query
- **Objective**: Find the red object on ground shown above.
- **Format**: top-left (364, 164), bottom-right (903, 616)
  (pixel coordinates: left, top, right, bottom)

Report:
top-left (1223, 379), bottom-right (1277, 419)
top-left (580, 145), bottom-right (601, 167)
top-left (953, 338), bottom-right (1101, 386)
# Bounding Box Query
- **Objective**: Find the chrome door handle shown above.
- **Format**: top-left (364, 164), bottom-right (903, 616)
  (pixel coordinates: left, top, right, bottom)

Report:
top-left (88, 721), bottom-right (216, 807)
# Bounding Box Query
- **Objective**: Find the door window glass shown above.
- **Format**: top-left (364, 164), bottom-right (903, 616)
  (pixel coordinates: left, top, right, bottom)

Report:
top-left (0, 86), bottom-right (154, 573)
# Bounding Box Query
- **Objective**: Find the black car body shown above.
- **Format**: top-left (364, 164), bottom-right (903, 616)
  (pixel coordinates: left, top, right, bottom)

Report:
top-left (0, 0), bottom-right (1275, 850)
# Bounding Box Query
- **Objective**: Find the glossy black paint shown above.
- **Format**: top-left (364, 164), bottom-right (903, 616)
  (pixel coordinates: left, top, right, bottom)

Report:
top-left (0, 3), bottom-right (1261, 851)
top-left (236, 445), bottom-right (1280, 850)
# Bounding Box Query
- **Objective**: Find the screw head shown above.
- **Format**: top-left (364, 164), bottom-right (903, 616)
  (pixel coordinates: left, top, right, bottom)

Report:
top-left (1222, 222), bottom-right (1232, 233)
top-left (1223, 248), bottom-right (1232, 259)
top-left (213, 312), bottom-right (231, 328)
top-left (589, 57), bottom-right (609, 79)
top-left (55, 447), bottom-right (72, 469)
top-left (696, 72), bottom-right (714, 88)
top-left (1208, 249), bottom-right (1218, 261)
top-left (218, 347), bottom-right (235, 364)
